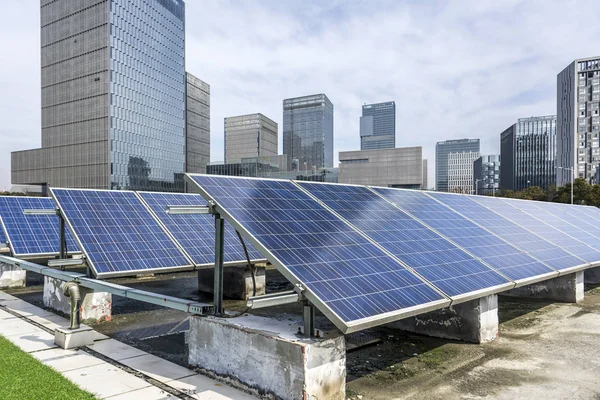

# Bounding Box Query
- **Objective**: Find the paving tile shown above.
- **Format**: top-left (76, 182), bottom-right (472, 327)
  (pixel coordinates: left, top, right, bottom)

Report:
top-left (166, 374), bottom-right (257, 400)
top-left (105, 385), bottom-right (176, 400)
top-left (87, 339), bottom-right (146, 361)
top-left (27, 313), bottom-right (69, 330)
top-left (0, 309), bottom-right (18, 321)
top-left (0, 292), bottom-right (19, 303)
top-left (33, 348), bottom-right (106, 372)
top-left (120, 354), bottom-right (196, 383)
top-left (63, 363), bottom-right (151, 398)
top-left (5, 330), bottom-right (57, 353)
top-left (4, 300), bottom-right (56, 318)
top-left (0, 317), bottom-right (41, 336)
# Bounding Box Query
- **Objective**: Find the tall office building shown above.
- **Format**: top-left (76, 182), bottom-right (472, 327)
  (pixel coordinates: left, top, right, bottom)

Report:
top-left (185, 73), bottom-right (210, 174)
top-left (283, 94), bottom-right (334, 169)
top-left (500, 116), bottom-right (556, 191)
top-left (422, 159), bottom-right (428, 189)
top-left (435, 139), bottom-right (480, 192)
top-left (224, 113), bottom-right (278, 163)
top-left (474, 155), bottom-right (500, 195)
top-left (557, 57), bottom-right (600, 185)
top-left (447, 151), bottom-right (480, 194)
top-left (12, 0), bottom-right (189, 192)
top-left (360, 101), bottom-right (395, 150)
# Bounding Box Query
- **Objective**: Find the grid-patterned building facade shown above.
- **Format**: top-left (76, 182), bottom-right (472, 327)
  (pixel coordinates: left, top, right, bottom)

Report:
top-left (435, 139), bottom-right (480, 192)
top-left (447, 151), bottom-right (480, 194)
top-left (185, 73), bottom-right (210, 174)
top-left (500, 115), bottom-right (556, 192)
top-left (224, 113), bottom-right (278, 163)
top-left (474, 155), bottom-right (500, 195)
top-left (360, 101), bottom-right (395, 150)
top-left (557, 57), bottom-right (600, 185)
top-left (283, 94), bottom-right (334, 169)
top-left (12, 0), bottom-right (189, 192)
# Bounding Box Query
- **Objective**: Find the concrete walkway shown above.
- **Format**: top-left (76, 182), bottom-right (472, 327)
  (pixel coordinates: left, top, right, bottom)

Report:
top-left (0, 291), bottom-right (257, 400)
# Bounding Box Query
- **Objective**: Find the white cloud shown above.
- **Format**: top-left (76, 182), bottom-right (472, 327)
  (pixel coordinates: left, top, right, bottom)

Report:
top-left (0, 0), bottom-right (599, 190)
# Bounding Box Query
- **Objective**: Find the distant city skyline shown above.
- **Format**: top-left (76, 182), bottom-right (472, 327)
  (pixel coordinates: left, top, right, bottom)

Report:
top-left (1, 1), bottom-right (600, 189)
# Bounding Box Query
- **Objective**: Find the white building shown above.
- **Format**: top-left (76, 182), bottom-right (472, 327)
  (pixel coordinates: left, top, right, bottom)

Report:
top-left (448, 151), bottom-right (480, 194)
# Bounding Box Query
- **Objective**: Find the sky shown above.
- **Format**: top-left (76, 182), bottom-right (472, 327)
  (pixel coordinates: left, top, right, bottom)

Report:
top-left (0, 0), bottom-right (599, 190)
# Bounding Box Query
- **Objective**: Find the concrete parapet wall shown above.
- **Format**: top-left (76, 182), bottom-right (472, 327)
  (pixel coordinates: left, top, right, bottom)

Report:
top-left (197, 265), bottom-right (265, 300)
top-left (188, 314), bottom-right (346, 400)
top-left (0, 261), bottom-right (26, 289)
top-left (503, 271), bottom-right (583, 303)
top-left (43, 276), bottom-right (112, 323)
top-left (388, 295), bottom-right (499, 343)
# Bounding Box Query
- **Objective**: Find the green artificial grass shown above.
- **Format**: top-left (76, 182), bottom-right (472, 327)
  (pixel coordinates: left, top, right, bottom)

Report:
top-left (0, 335), bottom-right (96, 400)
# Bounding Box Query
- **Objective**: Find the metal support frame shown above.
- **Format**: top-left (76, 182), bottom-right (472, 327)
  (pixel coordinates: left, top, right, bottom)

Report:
top-left (214, 214), bottom-right (225, 315)
top-left (303, 301), bottom-right (315, 337)
top-left (59, 213), bottom-right (67, 259)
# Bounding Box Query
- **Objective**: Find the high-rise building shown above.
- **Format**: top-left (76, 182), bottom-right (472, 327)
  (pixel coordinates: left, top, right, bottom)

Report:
top-left (474, 155), bottom-right (500, 195)
top-left (447, 151), bottom-right (480, 194)
top-left (185, 73), bottom-right (210, 174)
top-left (339, 147), bottom-right (425, 189)
top-left (422, 159), bottom-right (428, 190)
top-left (283, 94), bottom-right (334, 169)
top-left (435, 139), bottom-right (480, 192)
top-left (500, 116), bottom-right (556, 192)
top-left (557, 57), bottom-right (600, 186)
top-left (360, 101), bottom-right (395, 150)
top-left (224, 113), bottom-right (278, 163)
top-left (11, 0), bottom-right (189, 192)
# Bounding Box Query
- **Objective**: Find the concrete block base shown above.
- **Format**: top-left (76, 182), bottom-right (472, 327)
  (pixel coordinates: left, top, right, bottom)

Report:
top-left (0, 261), bottom-right (26, 289)
top-left (503, 271), bottom-right (584, 303)
top-left (188, 314), bottom-right (346, 400)
top-left (55, 325), bottom-right (95, 349)
top-left (43, 277), bottom-right (112, 323)
top-left (585, 267), bottom-right (600, 285)
top-left (388, 295), bottom-right (499, 343)
top-left (197, 265), bottom-right (266, 300)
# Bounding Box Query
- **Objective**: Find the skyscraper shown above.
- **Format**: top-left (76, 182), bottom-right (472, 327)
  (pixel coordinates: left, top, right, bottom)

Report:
top-left (360, 101), bottom-right (395, 150)
top-left (283, 94), bottom-right (334, 169)
top-left (12, 0), bottom-right (190, 192)
top-left (557, 57), bottom-right (600, 186)
top-left (500, 116), bottom-right (556, 191)
top-left (447, 151), bottom-right (480, 194)
top-left (474, 155), bottom-right (500, 195)
top-left (185, 73), bottom-right (210, 174)
top-left (224, 113), bottom-right (278, 163)
top-left (435, 139), bottom-right (480, 192)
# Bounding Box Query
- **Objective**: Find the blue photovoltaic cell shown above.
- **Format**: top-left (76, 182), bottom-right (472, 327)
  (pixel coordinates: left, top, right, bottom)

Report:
top-left (51, 189), bottom-right (193, 277)
top-left (0, 196), bottom-right (79, 257)
top-left (470, 196), bottom-right (600, 264)
top-left (138, 192), bottom-right (263, 265)
top-left (188, 175), bottom-right (446, 326)
top-left (428, 193), bottom-right (584, 272)
top-left (298, 182), bottom-right (510, 296)
top-left (368, 186), bottom-right (549, 282)
top-left (526, 201), bottom-right (600, 241)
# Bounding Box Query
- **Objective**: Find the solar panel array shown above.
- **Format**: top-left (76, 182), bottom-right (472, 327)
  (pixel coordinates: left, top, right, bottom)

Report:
top-left (0, 196), bottom-right (80, 258)
top-left (187, 174), bottom-right (600, 333)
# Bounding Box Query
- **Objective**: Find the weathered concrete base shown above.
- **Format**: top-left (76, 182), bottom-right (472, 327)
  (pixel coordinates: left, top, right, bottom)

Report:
top-left (55, 325), bottom-right (95, 349)
top-left (0, 261), bottom-right (26, 289)
top-left (584, 267), bottom-right (600, 285)
top-left (43, 276), bottom-right (112, 323)
top-left (188, 314), bottom-right (346, 400)
top-left (388, 295), bottom-right (499, 344)
top-left (197, 265), bottom-right (266, 300)
top-left (503, 271), bottom-right (584, 303)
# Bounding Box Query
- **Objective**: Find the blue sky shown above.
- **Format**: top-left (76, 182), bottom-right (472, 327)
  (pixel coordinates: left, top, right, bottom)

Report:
top-left (0, 0), bottom-right (599, 190)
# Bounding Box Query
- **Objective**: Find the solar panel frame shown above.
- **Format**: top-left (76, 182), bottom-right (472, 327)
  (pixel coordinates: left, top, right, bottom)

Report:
top-left (186, 174), bottom-right (451, 334)
top-left (51, 188), bottom-right (195, 279)
top-left (0, 216), bottom-right (7, 246)
top-left (0, 196), bottom-right (81, 258)
top-left (137, 191), bottom-right (266, 267)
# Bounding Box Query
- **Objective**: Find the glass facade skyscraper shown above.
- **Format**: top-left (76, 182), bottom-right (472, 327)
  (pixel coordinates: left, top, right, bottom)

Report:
top-left (435, 139), bottom-right (480, 192)
top-left (474, 155), bottom-right (500, 195)
top-left (500, 115), bottom-right (556, 192)
top-left (283, 94), bottom-right (334, 169)
top-left (12, 0), bottom-right (189, 192)
top-left (224, 113), bottom-right (278, 163)
top-left (360, 101), bottom-right (395, 150)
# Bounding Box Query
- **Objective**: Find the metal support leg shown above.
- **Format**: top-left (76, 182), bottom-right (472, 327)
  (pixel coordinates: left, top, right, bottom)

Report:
top-left (59, 215), bottom-right (66, 260)
top-left (303, 302), bottom-right (315, 337)
top-left (214, 215), bottom-right (225, 315)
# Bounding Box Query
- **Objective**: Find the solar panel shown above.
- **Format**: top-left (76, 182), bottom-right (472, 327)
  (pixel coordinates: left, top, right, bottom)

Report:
top-left (0, 217), bottom-right (7, 245)
top-left (526, 201), bottom-right (600, 240)
top-left (427, 192), bottom-right (584, 273)
top-left (137, 191), bottom-right (264, 265)
top-left (187, 174), bottom-right (449, 333)
top-left (51, 189), bottom-right (194, 278)
top-left (0, 196), bottom-right (80, 258)
top-left (470, 196), bottom-right (600, 266)
top-left (365, 187), bottom-right (553, 284)
top-left (297, 182), bottom-right (512, 296)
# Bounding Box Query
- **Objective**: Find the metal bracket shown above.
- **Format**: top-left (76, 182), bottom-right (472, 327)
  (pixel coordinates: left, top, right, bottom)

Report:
top-left (303, 301), bottom-right (315, 338)
top-left (166, 200), bottom-right (218, 215)
top-left (247, 290), bottom-right (301, 309)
